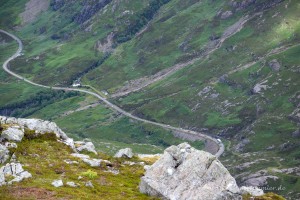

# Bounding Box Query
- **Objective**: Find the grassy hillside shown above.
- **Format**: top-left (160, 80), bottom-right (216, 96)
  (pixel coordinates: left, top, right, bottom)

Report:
top-left (0, 130), bottom-right (159, 200)
top-left (0, 0), bottom-right (299, 198)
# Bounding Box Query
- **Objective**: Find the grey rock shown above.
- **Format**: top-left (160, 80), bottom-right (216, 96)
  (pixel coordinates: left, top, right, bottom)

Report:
top-left (114, 148), bottom-right (133, 158)
top-left (64, 159), bottom-right (79, 165)
top-left (82, 158), bottom-right (102, 167)
top-left (234, 138), bottom-right (250, 152)
top-left (139, 143), bottom-right (242, 200)
top-left (1, 127), bottom-right (24, 142)
top-left (292, 129), bottom-right (300, 138)
top-left (75, 141), bottom-right (97, 154)
top-left (52, 179), bottom-right (64, 187)
top-left (104, 167), bottom-right (119, 175)
top-left (0, 172), bottom-right (4, 186)
top-left (243, 176), bottom-right (278, 187)
top-left (266, 145), bottom-right (275, 150)
top-left (198, 86), bottom-right (212, 96)
top-left (210, 93), bottom-right (220, 99)
top-left (4, 142), bottom-right (17, 149)
top-left (71, 153), bottom-right (90, 159)
top-left (66, 181), bottom-right (78, 187)
top-left (252, 82), bottom-right (268, 94)
top-left (9, 171), bottom-right (32, 184)
top-left (221, 10), bottom-right (233, 19)
top-left (279, 141), bottom-right (297, 152)
top-left (268, 59), bottom-right (281, 71)
top-left (0, 144), bottom-right (9, 164)
top-left (10, 154), bottom-right (17, 162)
top-left (242, 170), bottom-right (278, 187)
top-left (85, 181), bottom-right (94, 188)
top-left (240, 186), bottom-right (264, 196)
top-left (71, 153), bottom-right (109, 167)
top-left (0, 162), bottom-right (32, 186)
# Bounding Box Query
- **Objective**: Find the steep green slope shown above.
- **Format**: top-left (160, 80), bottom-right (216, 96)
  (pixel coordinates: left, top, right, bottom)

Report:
top-left (0, 0), bottom-right (299, 198)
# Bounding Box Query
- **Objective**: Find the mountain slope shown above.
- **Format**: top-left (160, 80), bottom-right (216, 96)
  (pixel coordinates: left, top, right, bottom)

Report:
top-left (0, 0), bottom-right (299, 198)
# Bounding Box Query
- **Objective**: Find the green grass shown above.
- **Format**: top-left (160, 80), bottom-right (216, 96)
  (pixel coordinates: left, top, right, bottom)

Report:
top-left (0, 131), bottom-right (158, 200)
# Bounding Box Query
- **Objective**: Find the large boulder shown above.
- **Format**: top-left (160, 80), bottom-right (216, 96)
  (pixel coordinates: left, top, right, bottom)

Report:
top-left (114, 148), bottom-right (133, 158)
top-left (139, 143), bottom-right (242, 200)
top-left (0, 127), bottom-right (24, 142)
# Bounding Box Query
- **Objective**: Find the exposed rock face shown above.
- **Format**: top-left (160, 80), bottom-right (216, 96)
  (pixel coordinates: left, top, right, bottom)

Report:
top-left (72, 0), bottom-right (112, 24)
top-left (114, 148), bottom-right (133, 158)
top-left (1, 127), bottom-right (24, 142)
top-left (0, 162), bottom-right (32, 186)
top-left (95, 33), bottom-right (114, 53)
top-left (139, 143), bottom-right (243, 200)
top-left (0, 144), bottom-right (9, 164)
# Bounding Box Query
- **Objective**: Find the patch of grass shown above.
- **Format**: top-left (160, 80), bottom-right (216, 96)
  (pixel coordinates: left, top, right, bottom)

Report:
top-left (204, 112), bottom-right (241, 128)
top-left (81, 170), bottom-right (98, 179)
top-left (0, 132), bottom-right (158, 200)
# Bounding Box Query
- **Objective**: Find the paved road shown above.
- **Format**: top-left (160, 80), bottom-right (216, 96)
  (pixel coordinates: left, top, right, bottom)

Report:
top-left (0, 29), bottom-right (224, 157)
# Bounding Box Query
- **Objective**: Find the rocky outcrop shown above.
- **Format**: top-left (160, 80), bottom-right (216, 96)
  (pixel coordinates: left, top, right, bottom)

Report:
top-left (72, 0), bottom-right (112, 24)
top-left (0, 116), bottom-right (75, 150)
top-left (114, 148), bottom-right (133, 158)
top-left (139, 143), bottom-right (262, 200)
top-left (0, 162), bottom-right (32, 186)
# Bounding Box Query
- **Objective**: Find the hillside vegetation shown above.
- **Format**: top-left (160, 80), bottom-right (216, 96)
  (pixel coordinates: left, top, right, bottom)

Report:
top-left (0, 0), bottom-right (299, 198)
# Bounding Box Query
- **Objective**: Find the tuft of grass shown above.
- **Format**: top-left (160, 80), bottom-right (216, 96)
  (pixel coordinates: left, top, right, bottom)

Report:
top-left (80, 170), bottom-right (98, 179)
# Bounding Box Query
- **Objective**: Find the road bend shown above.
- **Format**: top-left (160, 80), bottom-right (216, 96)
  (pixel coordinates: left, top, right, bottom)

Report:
top-left (0, 29), bottom-right (224, 157)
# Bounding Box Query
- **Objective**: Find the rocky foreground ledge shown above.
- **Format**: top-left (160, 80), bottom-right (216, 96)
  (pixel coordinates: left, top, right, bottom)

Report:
top-left (0, 116), bottom-right (284, 199)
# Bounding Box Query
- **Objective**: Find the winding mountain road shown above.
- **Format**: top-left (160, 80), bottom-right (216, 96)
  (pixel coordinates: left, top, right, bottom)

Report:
top-left (0, 29), bottom-right (224, 157)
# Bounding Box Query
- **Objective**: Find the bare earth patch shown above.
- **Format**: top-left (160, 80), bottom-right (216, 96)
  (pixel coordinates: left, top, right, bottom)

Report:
top-left (19, 0), bottom-right (50, 25)
top-left (8, 187), bottom-right (57, 200)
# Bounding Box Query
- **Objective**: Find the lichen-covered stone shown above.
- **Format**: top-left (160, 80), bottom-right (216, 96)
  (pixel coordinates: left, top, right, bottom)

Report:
top-left (139, 143), bottom-right (242, 200)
